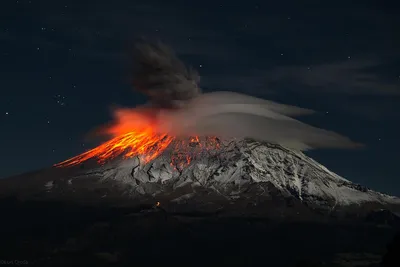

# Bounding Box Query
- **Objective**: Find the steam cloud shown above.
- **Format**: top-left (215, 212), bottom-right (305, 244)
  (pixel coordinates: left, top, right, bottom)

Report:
top-left (128, 41), bottom-right (361, 151)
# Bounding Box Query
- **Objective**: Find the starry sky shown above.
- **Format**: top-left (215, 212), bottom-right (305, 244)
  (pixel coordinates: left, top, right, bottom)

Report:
top-left (1, 0), bottom-right (399, 195)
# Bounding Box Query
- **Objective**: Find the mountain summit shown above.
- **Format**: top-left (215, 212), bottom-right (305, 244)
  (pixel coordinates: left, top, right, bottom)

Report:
top-left (2, 137), bottom-right (397, 219)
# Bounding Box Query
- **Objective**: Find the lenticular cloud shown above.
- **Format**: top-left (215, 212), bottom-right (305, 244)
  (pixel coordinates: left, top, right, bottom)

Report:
top-left (153, 91), bottom-right (361, 151)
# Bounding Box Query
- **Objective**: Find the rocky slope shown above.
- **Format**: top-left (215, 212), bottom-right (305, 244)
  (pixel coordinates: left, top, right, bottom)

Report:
top-left (1, 138), bottom-right (399, 217)
top-left (67, 138), bottom-right (399, 208)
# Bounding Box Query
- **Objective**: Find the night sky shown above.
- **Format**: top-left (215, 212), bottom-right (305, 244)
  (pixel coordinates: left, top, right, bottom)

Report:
top-left (1, 0), bottom-right (399, 196)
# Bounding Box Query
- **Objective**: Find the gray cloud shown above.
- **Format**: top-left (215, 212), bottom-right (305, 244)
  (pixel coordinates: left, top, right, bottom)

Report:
top-left (131, 41), bottom-right (201, 108)
top-left (264, 59), bottom-right (400, 95)
top-left (153, 91), bottom-right (361, 151)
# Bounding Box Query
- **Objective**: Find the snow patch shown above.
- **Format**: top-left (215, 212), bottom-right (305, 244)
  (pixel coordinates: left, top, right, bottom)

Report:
top-left (89, 138), bottom-right (400, 207)
top-left (171, 193), bottom-right (196, 203)
top-left (44, 181), bottom-right (54, 191)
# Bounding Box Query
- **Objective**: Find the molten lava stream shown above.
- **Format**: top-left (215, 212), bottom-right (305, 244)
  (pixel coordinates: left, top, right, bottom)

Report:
top-left (55, 123), bottom-right (222, 169)
top-left (54, 129), bottom-right (175, 167)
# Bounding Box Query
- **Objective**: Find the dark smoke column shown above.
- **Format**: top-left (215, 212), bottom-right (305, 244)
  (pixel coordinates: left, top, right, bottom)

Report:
top-left (132, 41), bottom-right (201, 109)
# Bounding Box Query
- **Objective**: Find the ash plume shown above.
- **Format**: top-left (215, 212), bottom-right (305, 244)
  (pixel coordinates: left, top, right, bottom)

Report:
top-left (132, 41), bottom-right (201, 109)
top-left (127, 41), bottom-right (361, 151)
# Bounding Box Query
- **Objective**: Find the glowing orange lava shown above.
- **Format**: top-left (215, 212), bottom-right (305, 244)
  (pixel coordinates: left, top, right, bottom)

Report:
top-left (55, 129), bottom-right (174, 167)
top-left (55, 109), bottom-right (221, 168)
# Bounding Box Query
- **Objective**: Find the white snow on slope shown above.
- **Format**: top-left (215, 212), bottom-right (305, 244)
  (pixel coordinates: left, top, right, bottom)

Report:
top-left (44, 180), bottom-right (54, 191)
top-left (78, 138), bottom-right (400, 207)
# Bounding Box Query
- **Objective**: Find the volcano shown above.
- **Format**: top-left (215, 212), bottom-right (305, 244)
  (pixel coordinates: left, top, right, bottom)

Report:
top-left (1, 137), bottom-right (400, 266)
top-left (1, 137), bottom-right (399, 217)
top-left (4, 40), bottom-right (399, 266)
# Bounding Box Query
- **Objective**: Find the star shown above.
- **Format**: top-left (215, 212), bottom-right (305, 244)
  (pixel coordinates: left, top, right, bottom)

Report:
top-left (54, 94), bottom-right (66, 106)
top-left (5, 112), bottom-right (9, 115)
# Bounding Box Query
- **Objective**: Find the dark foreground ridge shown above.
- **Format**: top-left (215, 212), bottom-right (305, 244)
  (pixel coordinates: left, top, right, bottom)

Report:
top-left (0, 197), bottom-right (399, 267)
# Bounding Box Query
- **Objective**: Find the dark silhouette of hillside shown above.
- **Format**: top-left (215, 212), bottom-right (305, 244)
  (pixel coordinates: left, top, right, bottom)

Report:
top-left (0, 197), bottom-right (398, 266)
top-left (382, 232), bottom-right (400, 267)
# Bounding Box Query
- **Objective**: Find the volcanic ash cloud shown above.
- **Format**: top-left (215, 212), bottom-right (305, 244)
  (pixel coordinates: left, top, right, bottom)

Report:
top-left (128, 41), bottom-right (361, 151)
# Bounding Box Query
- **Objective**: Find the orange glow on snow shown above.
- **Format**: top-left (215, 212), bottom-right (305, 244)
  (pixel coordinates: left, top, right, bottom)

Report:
top-left (54, 108), bottom-right (221, 168)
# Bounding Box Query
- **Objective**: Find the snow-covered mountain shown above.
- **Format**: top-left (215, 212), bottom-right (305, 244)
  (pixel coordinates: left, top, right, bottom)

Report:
top-left (1, 137), bottom-right (399, 219)
top-left (1, 137), bottom-right (399, 267)
top-left (62, 138), bottom-right (399, 209)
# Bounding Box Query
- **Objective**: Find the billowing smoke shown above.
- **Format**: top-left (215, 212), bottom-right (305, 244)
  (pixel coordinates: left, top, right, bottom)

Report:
top-left (127, 41), bottom-right (361, 151)
top-left (132, 41), bottom-right (201, 109)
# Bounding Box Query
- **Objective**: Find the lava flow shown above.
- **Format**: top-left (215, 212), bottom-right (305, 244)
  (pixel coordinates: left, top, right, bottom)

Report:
top-left (54, 109), bottom-right (221, 168)
top-left (54, 129), bottom-right (174, 167)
